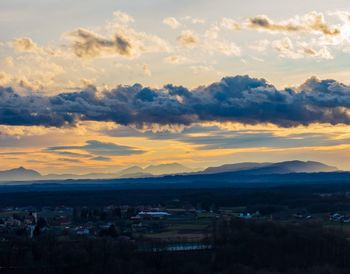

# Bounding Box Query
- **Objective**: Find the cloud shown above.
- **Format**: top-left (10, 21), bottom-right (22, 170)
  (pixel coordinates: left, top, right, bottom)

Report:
top-left (11, 37), bottom-right (41, 53)
top-left (0, 86), bottom-right (70, 127)
top-left (301, 45), bottom-right (333, 59)
top-left (203, 25), bottom-right (241, 56)
top-left (90, 156), bottom-right (112, 162)
top-left (0, 72), bottom-right (11, 85)
top-left (17, 77), bottom-right (45, 91)
top-left (191, 65), bottom-right (214, 74)
top-left (176, 130), bottom-right (342, 150)
top-left (207, 39), bottom-right (241, 56)
top-left (3, 57), bottom-right (14, 67)
top-left (248, 12), bottom-right (340, 36)
top-left (3, 75), bottom-right (350, 128)
top-left (163, 17), bottom-right (181, 29)
top-left (47, 140), bottom-right (144, 156)
top-left (0, 44), bottom-right (69, 92)
top-left (272, 37), bottom-right (333, 59)
top-left (183, 16), bottom-right (206, 25)
top-left (104, 124), bottom-right (350, 152)
top-left (66, 11), bottom-right (170, 59)
top-left (163, 16), bottom-right (204, 29)
top-left (272, 37), bottom-right (301, 59)
top-left (57, 158), bottom-right (82, 163)
top-left (177, 30), bottom-right (199, 48)
top-left (220, 18), bottom-right (241, 31)
top-left (47, 151), bottom-right (91, 158)
top-left (249, 39), bottom-right (270, 52)
top-left (164, 55), bottom-right (192, 64)
top-left (112, 11), bottom-right (134, 25)
top-left (68, 28), bottom-right (132, 58)
top-left (143, 64), bottom-right (152, 76)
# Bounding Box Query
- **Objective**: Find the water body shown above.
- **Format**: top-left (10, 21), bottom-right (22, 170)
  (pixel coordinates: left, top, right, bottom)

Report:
top-left (138, 243), bottom-right (212, 252)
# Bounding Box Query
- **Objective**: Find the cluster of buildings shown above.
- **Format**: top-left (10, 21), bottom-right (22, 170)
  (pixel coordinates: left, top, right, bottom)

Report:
top-left (329, 213), bottom-right (350, 223)
top-left (0, 205), bottom-right (202, 239)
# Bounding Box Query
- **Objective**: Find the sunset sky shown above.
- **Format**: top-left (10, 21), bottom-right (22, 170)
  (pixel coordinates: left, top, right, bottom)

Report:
top-left (2, 0), bottom-right (350, 174)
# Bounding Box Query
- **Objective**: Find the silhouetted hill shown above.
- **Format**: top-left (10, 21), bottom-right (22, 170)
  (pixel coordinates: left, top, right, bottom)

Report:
top-left (203, 162), bottom-right (272, 174)
top-left (201, 161), bottom-right (337, 175)
top-left (117, 166), bottom-right (144, 177)
top-left (0, 167), bottom-right (41, 181)
top-left (118, 172), bottom-right (153, 179)
top-left (116, 163), bottom-right (191, 177)
top-left (238, 161), bottom-right (337, 175)
top-left (144, 163), bottom-right (192, 175)
top-left (44, 173), bottom-right (119, 180)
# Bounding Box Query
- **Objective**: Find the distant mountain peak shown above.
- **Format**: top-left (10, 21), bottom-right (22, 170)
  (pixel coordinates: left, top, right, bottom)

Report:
top-left (0, 167), bottom-right (42, 181)
top-left (146, 162), bottom-right (185, 168)
top-left (144, 163), bottom-right (192, 175)
top-left (117, 166), bottom-right (144, 176)
top-left (116, 163), bottom-right (191, 177)
top-left (201, 160), bottom-right (337, 175)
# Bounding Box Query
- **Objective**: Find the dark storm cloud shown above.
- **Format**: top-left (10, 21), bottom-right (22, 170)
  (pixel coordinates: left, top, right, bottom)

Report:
top-left (2, 75), bottom-right (350, 128)
top-left (47, 140), bottom-right (144, 156)
top-left (0, 87), bottom-right (75, 127)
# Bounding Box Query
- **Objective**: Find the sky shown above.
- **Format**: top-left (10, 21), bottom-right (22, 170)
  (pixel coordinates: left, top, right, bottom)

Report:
top-left (2, 0), bottom-right (350, 174)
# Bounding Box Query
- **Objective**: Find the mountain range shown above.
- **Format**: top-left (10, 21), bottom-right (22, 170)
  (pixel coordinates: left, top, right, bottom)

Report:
top-left (0, 160), bottom-right (338, 182)
top-left (0, 163), bottom-right (192, 181)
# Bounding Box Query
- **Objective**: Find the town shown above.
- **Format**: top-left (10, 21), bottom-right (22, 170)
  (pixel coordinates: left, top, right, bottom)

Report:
top-left (1, 201), bottom-right (349, 246)
top-left (0, 185), bottom-right (348, 273)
